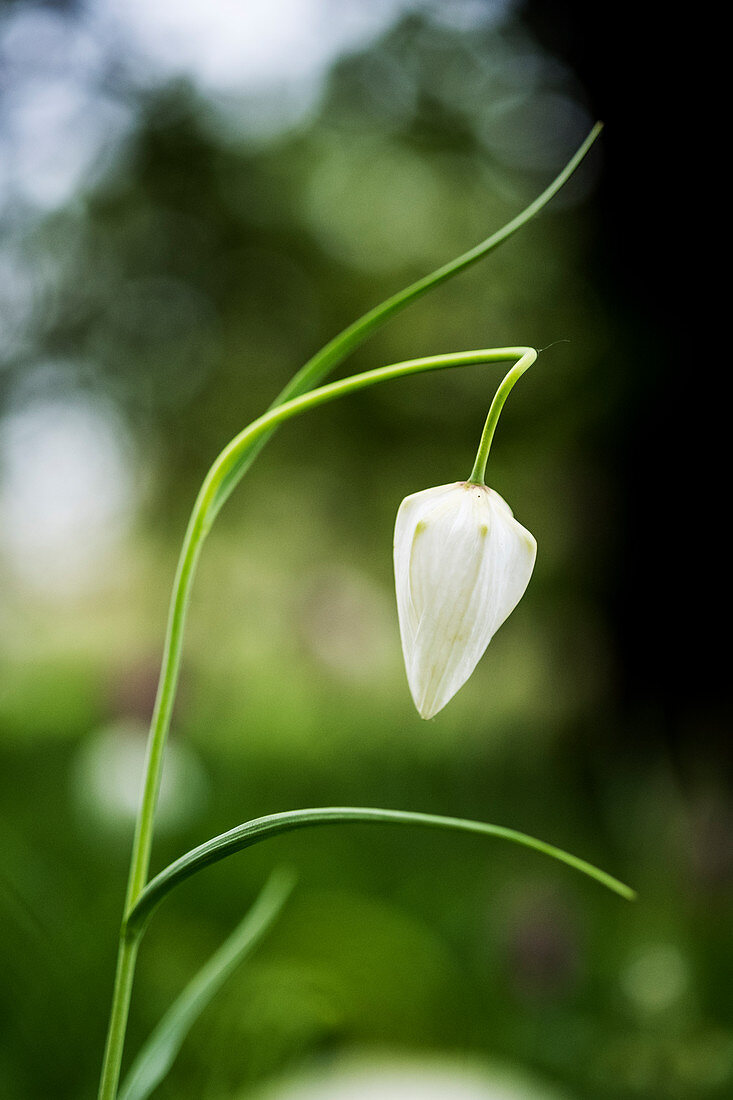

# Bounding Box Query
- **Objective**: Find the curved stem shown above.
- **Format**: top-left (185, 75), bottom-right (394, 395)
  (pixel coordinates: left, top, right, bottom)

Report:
top-left (467, 347), bottom-right (538, 485)
top-left (133, 347), bottom-right (535, 912)
top-left (96, 347), bottom-right (532, 1100)
top-left (133, 348), bottom-right (536, 904)
top-left (205, 348), bottom-right (536, 526)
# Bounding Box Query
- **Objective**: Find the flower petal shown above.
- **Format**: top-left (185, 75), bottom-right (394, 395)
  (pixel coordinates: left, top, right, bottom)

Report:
top-left (394, 483), bottom-right (536, 718)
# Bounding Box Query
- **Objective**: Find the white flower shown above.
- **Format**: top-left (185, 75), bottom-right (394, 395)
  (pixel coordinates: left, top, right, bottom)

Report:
top-left (393, 482), bottom-right (536, 719)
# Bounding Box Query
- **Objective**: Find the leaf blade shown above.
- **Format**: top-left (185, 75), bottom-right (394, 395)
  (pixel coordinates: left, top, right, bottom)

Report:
top-left (211, 124), bottom-right (602, 513)
top-left (118, 867), bottom-right (296, 1100)
top-left (127, 804), bottom-right (634, 937)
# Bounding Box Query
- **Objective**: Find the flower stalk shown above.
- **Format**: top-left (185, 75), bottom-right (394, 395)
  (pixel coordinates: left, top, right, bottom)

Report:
top-left (467, 346), bottom-right (537, 486)
top-left (97, 347), bottom-right (538, 1100)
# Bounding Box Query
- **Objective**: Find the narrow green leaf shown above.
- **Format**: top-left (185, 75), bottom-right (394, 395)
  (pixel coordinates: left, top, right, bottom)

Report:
top-left (126, 805), bottom-right (634, 937)
top-left (211, 123), bottom-right (602, 512)
top-left (118, 867), bottom-right (295, 1100)
top-left (279, 125), bottom-right (602, 401)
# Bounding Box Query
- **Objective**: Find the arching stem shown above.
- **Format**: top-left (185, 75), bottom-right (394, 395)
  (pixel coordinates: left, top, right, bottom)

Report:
top-left (467, 347), bottom-right (538, 485)
top-left (96, 346), bottom-right (534, 1100)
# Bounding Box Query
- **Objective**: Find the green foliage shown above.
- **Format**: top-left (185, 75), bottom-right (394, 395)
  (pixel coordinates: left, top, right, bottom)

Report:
top-left (128, 805), bottom-right (633, 939)
top-left (119, 870), bottom-right (295, 1100)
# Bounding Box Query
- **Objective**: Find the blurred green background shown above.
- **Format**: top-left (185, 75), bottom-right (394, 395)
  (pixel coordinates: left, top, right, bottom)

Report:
top-left (1, 2), bottom-right (729, 1099)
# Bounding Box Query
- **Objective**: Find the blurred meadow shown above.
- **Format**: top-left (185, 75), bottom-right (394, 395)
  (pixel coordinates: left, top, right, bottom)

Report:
top-left (0, 1), bottom-right (729, 1099)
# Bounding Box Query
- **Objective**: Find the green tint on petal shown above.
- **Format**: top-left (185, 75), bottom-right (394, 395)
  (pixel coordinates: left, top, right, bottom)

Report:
top-left (394, 483), bottom-right (536, 718)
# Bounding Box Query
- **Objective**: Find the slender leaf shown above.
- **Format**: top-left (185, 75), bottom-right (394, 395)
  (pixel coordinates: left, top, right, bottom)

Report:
top-left (211, 123), bottom-right (602, 512)
top-left (126, 805), bottom-right (634, 937)
top-left (118, 868), bottom-right (296, 1100)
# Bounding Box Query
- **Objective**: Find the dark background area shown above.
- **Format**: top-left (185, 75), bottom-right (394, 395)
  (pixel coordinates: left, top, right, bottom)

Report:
top-left (525, 0), bottom-right (725, 769)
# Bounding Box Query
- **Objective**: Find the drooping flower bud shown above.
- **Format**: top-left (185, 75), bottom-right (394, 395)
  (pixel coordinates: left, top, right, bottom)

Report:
top-left (393, 482), bottom-right (536, 719)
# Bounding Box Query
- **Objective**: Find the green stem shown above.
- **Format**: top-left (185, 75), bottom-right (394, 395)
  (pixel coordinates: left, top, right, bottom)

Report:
top-left (96, 346), bottom-right (532, 1099)
top-left (467, 346), bottom-right (538, 485)
top-left (98, 935), bottom-right (139, 1100)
